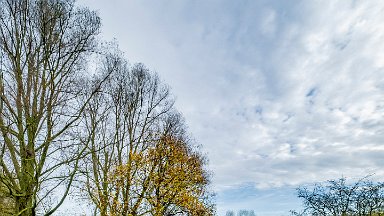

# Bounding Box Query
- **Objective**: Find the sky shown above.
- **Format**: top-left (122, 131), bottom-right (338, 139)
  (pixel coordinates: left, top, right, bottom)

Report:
top-left (76, 1), bottom-right (384, 215)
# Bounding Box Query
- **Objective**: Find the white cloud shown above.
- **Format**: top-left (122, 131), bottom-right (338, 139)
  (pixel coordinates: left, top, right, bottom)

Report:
top-left (78, 0), bottom-right (384, 214)
top-left (260, 8), bottom-right (277, 36)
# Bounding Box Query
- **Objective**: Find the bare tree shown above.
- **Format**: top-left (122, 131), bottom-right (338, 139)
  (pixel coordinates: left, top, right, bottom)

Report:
top-left (0, 0), bottom-right (101, 215)
top-left (225, 211), bottom-right (235, 216)
top-left (80, 46), bottom-right (215, 216)
top-left (292, 177), bottom-right (384, 216)
top-left (225, 210), bottom-right (256, 216)
top-left (238, 210), bottom-right (256, 216)
top-left (80, 46), bottom-right (173, 215)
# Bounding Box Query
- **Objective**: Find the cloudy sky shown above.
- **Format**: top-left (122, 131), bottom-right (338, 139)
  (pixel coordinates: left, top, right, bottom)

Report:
top-left (77, 1), bottom-right (384, 215)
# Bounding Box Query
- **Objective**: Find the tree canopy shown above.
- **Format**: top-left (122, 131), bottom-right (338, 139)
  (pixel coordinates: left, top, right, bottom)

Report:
top-left (0, 0), bottom-right (215, 215)
top-left (292, 177), bottom-right (384, 216)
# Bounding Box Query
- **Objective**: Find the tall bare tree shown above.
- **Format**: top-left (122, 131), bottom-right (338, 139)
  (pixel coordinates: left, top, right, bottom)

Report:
top-left (0, 0), bottom-right (101, 215)
top-left (80, 47), bottom-right (215, 216)
top-left (81, 49), bottom-right (173, 215)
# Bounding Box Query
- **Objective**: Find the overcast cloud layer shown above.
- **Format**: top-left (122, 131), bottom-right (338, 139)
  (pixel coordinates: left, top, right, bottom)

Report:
top-left (78, 1), bottom-right (384, 215)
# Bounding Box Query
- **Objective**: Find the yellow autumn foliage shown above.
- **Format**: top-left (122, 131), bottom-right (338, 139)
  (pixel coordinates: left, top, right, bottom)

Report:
top-left (96, 135), bottom-right (215, 216)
